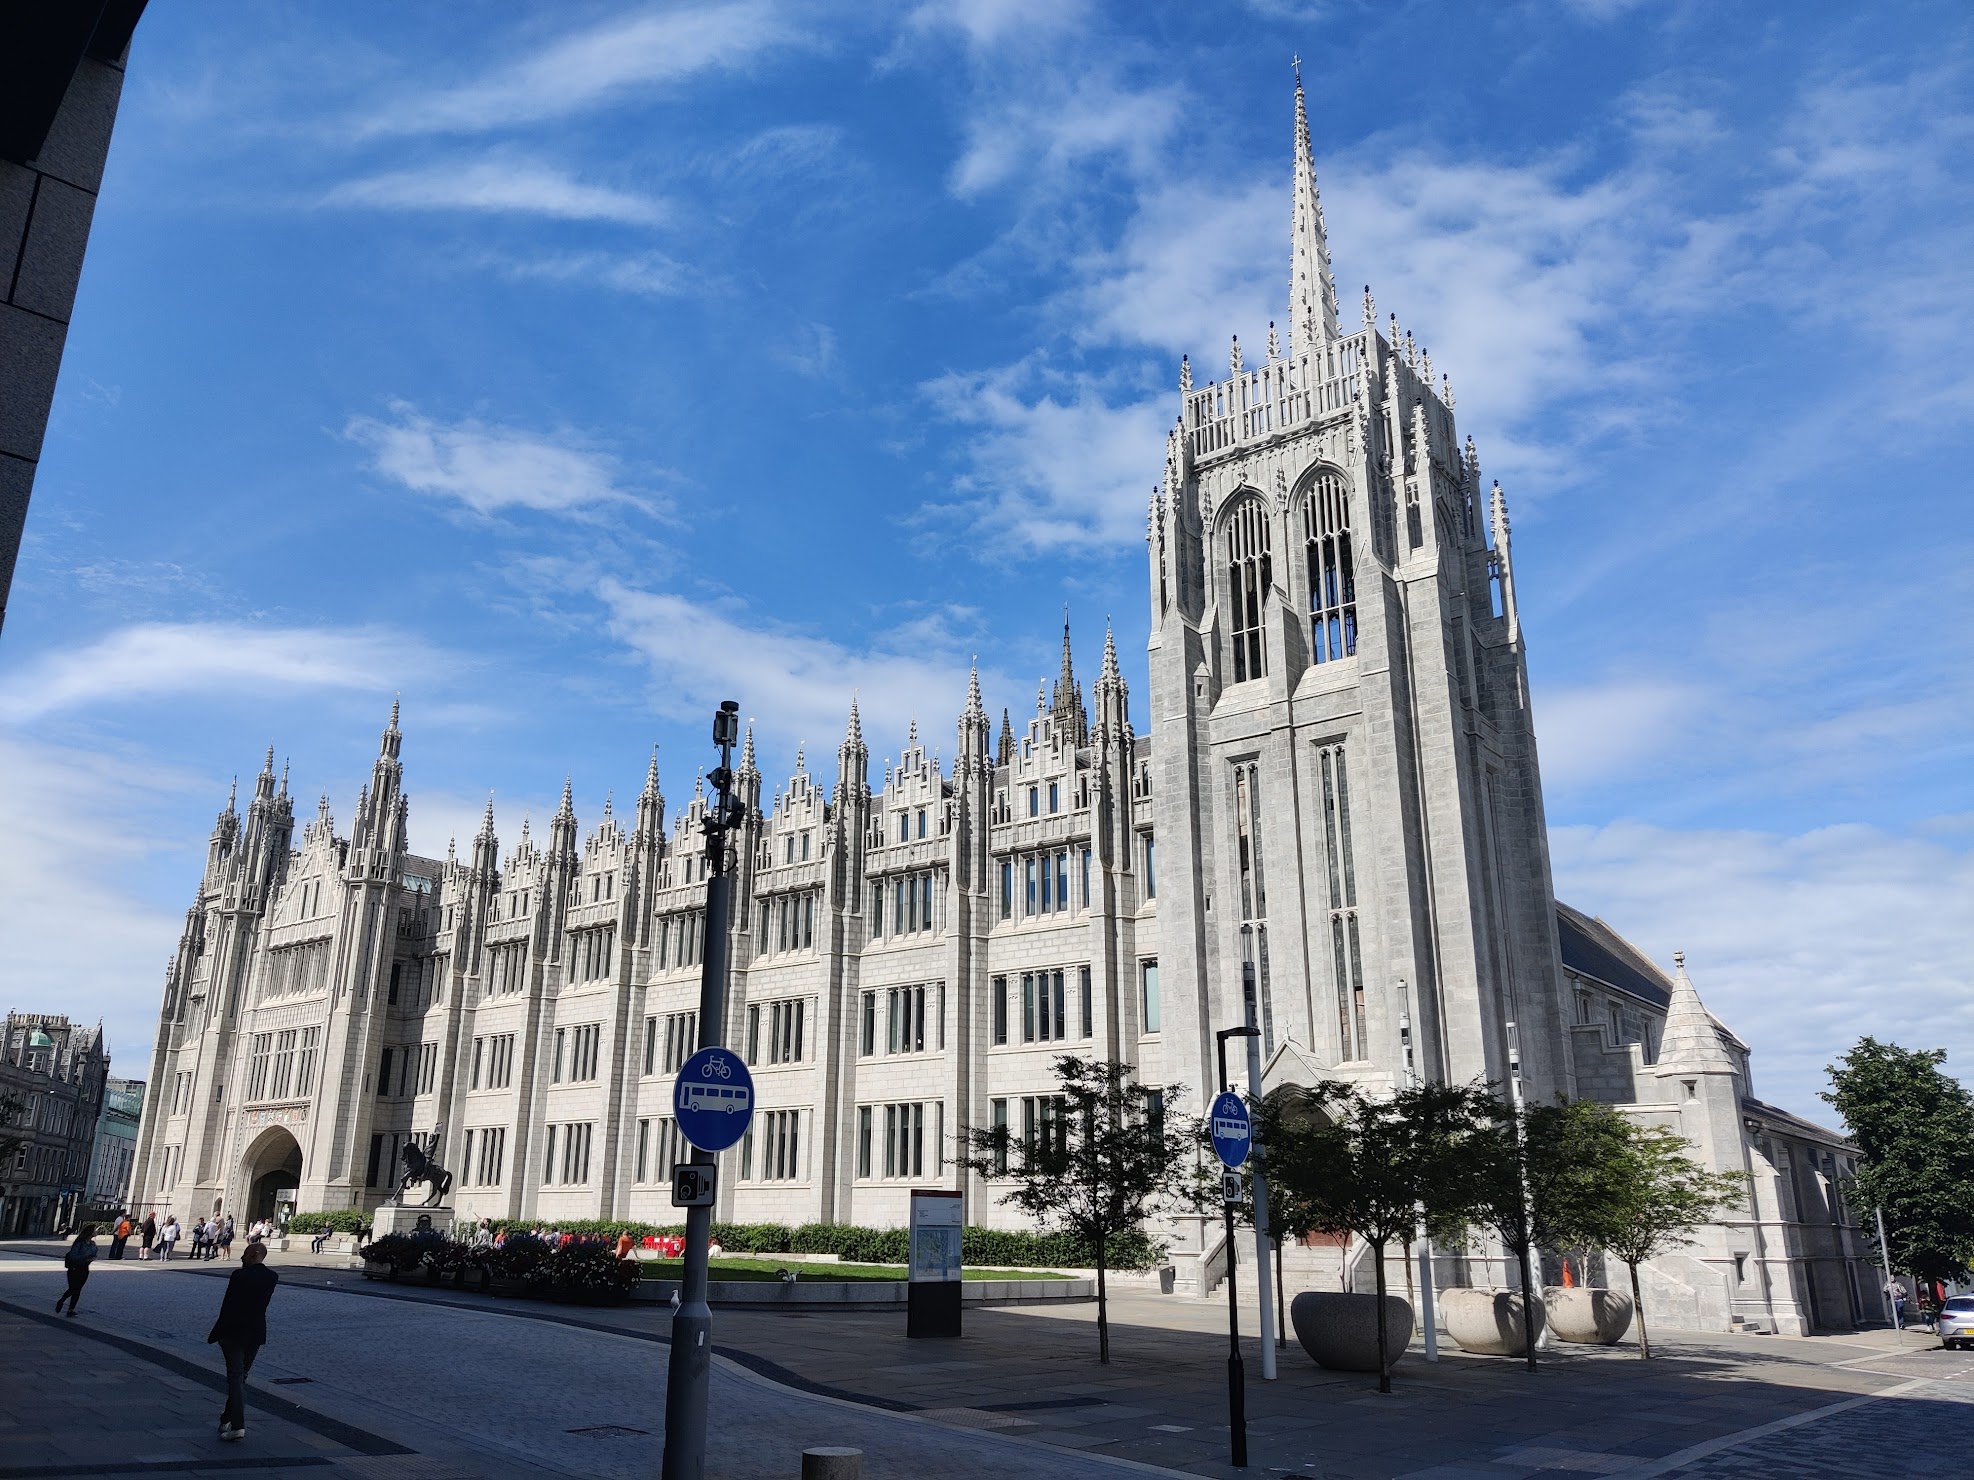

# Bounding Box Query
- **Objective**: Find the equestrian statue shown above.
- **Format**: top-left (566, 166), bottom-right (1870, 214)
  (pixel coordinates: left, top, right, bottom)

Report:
top-left (391, 1125), bottom-right (455, 1207)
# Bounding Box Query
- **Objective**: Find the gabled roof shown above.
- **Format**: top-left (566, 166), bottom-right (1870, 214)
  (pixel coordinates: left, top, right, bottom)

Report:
top-left (1556, 902), bottom-right (1672, 1010)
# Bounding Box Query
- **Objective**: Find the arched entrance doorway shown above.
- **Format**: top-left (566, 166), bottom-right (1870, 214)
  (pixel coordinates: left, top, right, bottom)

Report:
top-left (239, 1126), bottom-right (304, 1224)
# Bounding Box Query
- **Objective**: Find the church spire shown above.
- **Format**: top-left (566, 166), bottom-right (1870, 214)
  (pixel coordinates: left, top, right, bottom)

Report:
top-left (1290, 62), bottom-right (1341, 355)
top-left (998, 707), bottom-right (1015, 766)
top-left (1050, 616), bottom-right (1090, 747)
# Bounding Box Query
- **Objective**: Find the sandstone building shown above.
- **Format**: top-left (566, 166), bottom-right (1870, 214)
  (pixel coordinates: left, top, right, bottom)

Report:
top-left (130, 80), bottom-right (1874, 1336)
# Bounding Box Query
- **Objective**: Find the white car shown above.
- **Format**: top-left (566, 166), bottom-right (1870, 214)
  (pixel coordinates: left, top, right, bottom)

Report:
top-left (1937, 1295), bottom-right (1974, 1350)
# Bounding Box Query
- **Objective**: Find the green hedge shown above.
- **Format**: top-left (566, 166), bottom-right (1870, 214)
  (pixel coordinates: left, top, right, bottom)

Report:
top-left (288, 1211), bottom-right (369, 1234)
top-left (477, 1218), bottom-right (1164, 1271)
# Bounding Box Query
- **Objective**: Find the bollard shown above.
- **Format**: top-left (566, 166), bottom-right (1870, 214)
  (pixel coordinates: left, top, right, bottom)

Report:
top-left (801, 1446), bottom-right (863, 1480)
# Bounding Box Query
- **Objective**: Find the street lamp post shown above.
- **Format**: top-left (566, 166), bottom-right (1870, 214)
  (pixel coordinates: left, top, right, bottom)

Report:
top-left (1238, 925), bottom-right (1278, 1378)
top-left (662, 701), bottom-right (745, 1480)
top-left (1215, 1024), bottom-right (1256, 1469)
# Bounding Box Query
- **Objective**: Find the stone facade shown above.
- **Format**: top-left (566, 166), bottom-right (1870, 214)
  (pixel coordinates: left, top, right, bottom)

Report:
top-left (1, 1013), bottom-right (109, 1234)
top-left (128, 79), bottom-right (1873, 1334)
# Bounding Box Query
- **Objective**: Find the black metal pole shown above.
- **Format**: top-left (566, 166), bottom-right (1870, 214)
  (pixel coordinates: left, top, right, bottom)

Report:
top-left (1217, 1028), bottom-right (1247, 1469)
top-left (662, 703), bottom-right (740, 1480)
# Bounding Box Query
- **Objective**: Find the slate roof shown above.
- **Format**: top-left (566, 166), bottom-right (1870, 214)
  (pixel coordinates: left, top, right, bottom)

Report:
top-left (1555, 902), bottom-right (1673, 1010)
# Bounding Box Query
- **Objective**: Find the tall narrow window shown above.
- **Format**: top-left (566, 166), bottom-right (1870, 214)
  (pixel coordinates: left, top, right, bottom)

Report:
top-left (1320, 745), bottom-right (1367, 1060)
top-left (992, 976), bottom-right (1008, 1046)
top-left (1305, 471), bottom-right (1358, 662)
top-left (1000, 859), bottom-right (1012, 920)
top-left (1141, 959), bottom-right (1161, 1034)
top-left (1227, 496), bottom-right (1272, 682)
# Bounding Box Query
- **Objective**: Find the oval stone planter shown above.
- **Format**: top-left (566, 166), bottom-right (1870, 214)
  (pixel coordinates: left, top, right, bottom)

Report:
top-left (1289, 1290), bottom-right (1414, 1373)
top-left (1543, 1287), bottom-right (1634, 1345)
top-left (1442, 1288), bottom-right (1545, 1357)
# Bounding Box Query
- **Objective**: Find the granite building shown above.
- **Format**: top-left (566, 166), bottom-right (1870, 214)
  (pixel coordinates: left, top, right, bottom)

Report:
top-left (1, 1013), bottom-right (110, 1235)
top-left (129, 79), bottom-right (1874, 1335)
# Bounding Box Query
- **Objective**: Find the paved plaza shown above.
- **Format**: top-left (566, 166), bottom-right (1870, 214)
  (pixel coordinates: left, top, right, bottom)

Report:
top-left (2, 1240), bottom-right (1967, 1479)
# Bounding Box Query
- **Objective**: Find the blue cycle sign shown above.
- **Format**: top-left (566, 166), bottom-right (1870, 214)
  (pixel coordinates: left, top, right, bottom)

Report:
top-left (1209, 1091), bottom-right (1251, 1168)
top-left (674, 1046), bottom-right (754, 1152)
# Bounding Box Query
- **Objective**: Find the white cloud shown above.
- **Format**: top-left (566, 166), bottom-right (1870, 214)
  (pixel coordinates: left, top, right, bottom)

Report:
top-left (1532, 677), bottom-right (1698, 794)
top-left (1551, 819), bottom-right (1974, 1123)
top-left (0, 735), bottom-right (214, 1072)
top-left (323, 157), bottom-right (667, 225)
top-left (595, 579), bottom-right (1036, 771)
top-left (921, 362), bottom-right (1169, 554)
top-left (359, 1), bottom-right (799, 137)
top-left (346, 404), bottom-right (652, 517)
top-left (0, 623), bottom-right (432, 723)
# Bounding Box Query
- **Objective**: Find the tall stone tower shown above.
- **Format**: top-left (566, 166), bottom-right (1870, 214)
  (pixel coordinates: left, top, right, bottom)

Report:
top-left (1147, 74), bottom-right (1569, 1105)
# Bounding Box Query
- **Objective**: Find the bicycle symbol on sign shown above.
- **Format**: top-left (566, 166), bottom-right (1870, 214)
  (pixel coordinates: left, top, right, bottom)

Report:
top-left (701, 1057), bottom-right (732, 1080)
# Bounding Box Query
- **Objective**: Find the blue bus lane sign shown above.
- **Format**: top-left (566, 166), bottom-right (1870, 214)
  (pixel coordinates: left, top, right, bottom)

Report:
top-left (674, 1046), bottom-right (755, 1153)
top-left (1209, 1091), bottom-right (1252, 1169)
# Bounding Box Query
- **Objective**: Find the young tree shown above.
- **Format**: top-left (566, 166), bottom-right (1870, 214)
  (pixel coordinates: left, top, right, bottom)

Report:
top-left (1823, 1038), bottom-right (1974, 1289)
top-left (1594, 1123), bottom-right (1744, 1358)
top-left (1469, 1097), bottom-right (1635, 1371)
top-left (1266, 1080), bottom-right (1496, 1393)
top-left (963, 1056), bottom-right (1197, 1363)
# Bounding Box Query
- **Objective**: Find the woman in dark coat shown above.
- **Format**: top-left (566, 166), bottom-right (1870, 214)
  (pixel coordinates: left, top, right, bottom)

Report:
top-left (207, 1240), bottom-right (279, 1441)
top-left (139, 1212), bottom-right (157, 1261)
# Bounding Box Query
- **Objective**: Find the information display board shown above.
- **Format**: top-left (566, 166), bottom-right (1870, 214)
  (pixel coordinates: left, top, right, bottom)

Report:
top-left (907, 1188), bottom-right (964, 1338)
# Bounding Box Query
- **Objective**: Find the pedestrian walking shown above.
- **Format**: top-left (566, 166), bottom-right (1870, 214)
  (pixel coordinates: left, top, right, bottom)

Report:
top-left (55, 1225), bottom-right (99, 1316)
top-left (140, 1212), bottom-right (157, 1261)
top-left (1887, 1276), bottom-right (1908, 1327)
top-left (219, 1216), bottom-right (236, 1259)
top-left (110, 1216), bottom-right (132, 1260)
top-left (207, 1240), bottom-right (279, 1443)
top-left (159, 1215), bottom-right (180, 1261)
top-left (205, 1217), bottom-right (222, 1261)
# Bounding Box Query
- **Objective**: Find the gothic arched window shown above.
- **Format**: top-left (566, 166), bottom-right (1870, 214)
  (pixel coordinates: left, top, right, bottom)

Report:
top-left (1304, 471), bottom-right (1357, 663)
top-left (1225, 496), bottom-right (1272, 683)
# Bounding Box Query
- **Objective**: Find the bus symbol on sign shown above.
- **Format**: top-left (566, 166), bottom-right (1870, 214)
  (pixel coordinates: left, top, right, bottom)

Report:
top-left (673, 1047), bottom-right (755, 1152)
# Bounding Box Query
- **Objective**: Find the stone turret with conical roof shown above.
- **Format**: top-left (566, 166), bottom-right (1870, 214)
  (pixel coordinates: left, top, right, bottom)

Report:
top-left (1654, 951), bottom-right (1746, 1174)
top-left (1050, 620), bottom-right (1090, 748)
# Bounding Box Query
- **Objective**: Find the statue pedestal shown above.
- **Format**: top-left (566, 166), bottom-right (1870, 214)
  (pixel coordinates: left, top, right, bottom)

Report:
top-left (371, 1204), bottom-right (456, 1240)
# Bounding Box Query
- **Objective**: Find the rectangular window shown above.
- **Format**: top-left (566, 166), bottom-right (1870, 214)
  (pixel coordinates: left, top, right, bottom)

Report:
top-left (1082, 848), bottom-right (1092, 908)
top-left (992, 975), bottom-right (1008, 1046)
top-left (1022, 972), bottom-right (1036, 1043)
top-left (872, 883), bottom-right (884, 938)
top-left (1080, 965), bottom-right (1093, 1039)
top-left (472, 1036), bottom-right (485, 1090)
top-left (999, 859), bottom-right (1012, 921)
top-left (1141, 959), bottom-right (1161, 1034)
top-left (1028, 786), bottom-right (1039, 817)
top-left (398, 1045), bottom-right (412, 1097)
top-left (543, 1124), bottom-right (558, 1183)
top-left (418, 1040), bottom-right (437, 1096)
top-left (1040, 853), bottom-right (1053, 915)
top-left (662, 1013), bottom-right (697, 1074)
top-left (376, 1048), bottom-right (393, 1096)
top-left (637, 1118), bottom-right (650, 1183)
top-left (861, 991), bottom-right (877, 1057)
top-left (388, 961), bottom-right (401, 1004)
top-left (1056, 851), bottom-right (1070, 911)
top-left (755, 1109), bottom-right (803, 1181)
top-left (857, 1105), bottom-right (873, 1178)
top-left (1024, 857), bottom-right (1037, 916)
top-left (917, 808), bottom-right (927, 839)
top-left (1143, 832), bottom-right (1157, 898)
top-left (747, 1004), bottom-right (761, 1064)
top-left (1049, 781), bottom-right (1059, 813)
top-left (920, 874), bottom-right (933, 932)
top-left (552, 1028), bottom-right (567, 1084)
top-left (899, 813), bottom-right (910, 843)
top-left (990, 1098), bottom-right (1009, 1175)
top-left (643, 1016), bottom-right (657, 1075)
top-left (296, 1027), bottom-right (319, 1097)
top-left (247, 1034), bottom-right (271, 1101)
top-left (366, 1134), bottom-right (384, 1188)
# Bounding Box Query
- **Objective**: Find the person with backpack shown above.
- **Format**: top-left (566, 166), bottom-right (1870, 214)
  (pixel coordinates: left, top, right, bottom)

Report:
top-left (55, 1225), bottom-right (99, 1316)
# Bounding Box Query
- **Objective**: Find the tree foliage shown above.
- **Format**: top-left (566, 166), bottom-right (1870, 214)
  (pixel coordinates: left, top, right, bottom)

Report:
top-left (1263, 1080), bottom-right (1497, 1391)
top-left (962, 1056), bottom-right (1197, 1363)
top-left (1824, 1037), bottom-right (1974, 1286)
top-left (1592, 1123), bottom-right (1743, 1358)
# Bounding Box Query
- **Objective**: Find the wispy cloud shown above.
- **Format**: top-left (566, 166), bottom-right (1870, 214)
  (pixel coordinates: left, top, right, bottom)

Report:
top-left (359, 1), bottom-right (799, 137)
top-left (346, 404), bottom-right (655, 517)
top-left (596, 579), bottom-right (1036, 769)
top-left (0, 623), bottom-right (432, 723)
top-left (323, 157), bottom-right (668, 225)
top-left (1552, 818), bottom-right (1974, 1122)
top-left (484, 248), bottom-right (703, 298)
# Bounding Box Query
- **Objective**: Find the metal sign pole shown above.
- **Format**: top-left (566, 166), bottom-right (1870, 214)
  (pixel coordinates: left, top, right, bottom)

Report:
top-left (1214, 1028), bottom-right (1251, 1469)
top-left (1875, 1207), bottom-right (1904, 1344)
top-left (663, 702), bottom-right (742, 1480)
top-left (1240, 957), bottom-right (1278, 1378)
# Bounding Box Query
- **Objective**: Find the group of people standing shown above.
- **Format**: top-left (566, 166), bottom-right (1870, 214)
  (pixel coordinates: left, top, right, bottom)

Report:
top-left (93, 1210), bottom-right (288, 1262)
top-left (58, 1218), bottom-right (282, 1444)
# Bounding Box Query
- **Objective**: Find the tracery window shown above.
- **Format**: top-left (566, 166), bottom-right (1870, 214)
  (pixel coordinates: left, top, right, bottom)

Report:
top-left (1226, 496), bottom-right (1272, 682)
top-left (1304, 472), bottom-right (1358, 663)
top-left (1318, 745), bottom-right (1367, 1060)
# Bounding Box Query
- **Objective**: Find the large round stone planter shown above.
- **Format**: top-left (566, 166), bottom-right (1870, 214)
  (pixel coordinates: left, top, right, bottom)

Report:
top-left (1289, 1290), bottom-right (1414, 1373)
top-left (1544, 1287), bottom-right (1633, 1345)
top-left (1442, 1288), bottom-right (1545, 1357)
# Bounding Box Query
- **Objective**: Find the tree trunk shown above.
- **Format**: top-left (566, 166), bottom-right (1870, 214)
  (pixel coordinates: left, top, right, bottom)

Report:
top-left (1519, 1240), bottom-right (1538, 1372)
top-left (1373, 1237), bottom-right (1392, 1394)
top-left (1097, 1232), bottom-right (1110, 1365)
top-left (1630, 1259), bottom-right (1650, 1359)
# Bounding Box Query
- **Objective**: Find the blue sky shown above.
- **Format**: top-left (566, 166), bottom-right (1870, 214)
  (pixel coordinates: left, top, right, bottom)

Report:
top-left (3, 0), bottom-right (1969, 1123)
